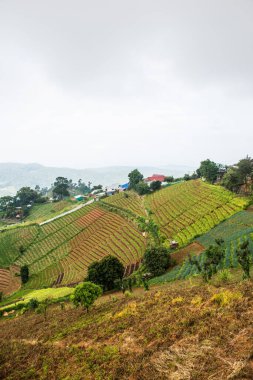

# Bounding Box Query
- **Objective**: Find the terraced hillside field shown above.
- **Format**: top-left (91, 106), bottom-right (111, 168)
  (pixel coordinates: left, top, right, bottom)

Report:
top-left (145, 180), bottom-right (248, 247)
top-left (0, 265), bottom-right (21, 295)
top-left (103, 191), bottom-right (146, 216)
top-left (4, 203), bottom-right (146, 289)
top-left (151, 210), bottom-right (253, 284)
top-left (0, 225), bottom-right (39, 267)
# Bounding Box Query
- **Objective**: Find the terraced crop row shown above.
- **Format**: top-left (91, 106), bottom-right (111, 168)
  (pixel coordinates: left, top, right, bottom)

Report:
top-left (145, 180), bottom-right (248, 246)
top-left (0, 226), bottom-right (39, 267)
top-left (17, 204), bottom-right (146, 288)
top-left (103, 191), bottom-right (146, 216)
top-left (0, 269), bottom-right (10, 291)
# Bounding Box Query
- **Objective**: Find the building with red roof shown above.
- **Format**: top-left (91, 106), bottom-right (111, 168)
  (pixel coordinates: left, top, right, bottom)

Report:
top-left (144, 174), bottom-right (166, 183)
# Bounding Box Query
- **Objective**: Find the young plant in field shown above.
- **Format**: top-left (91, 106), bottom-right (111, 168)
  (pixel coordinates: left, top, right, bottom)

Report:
top-left (36, 298), bottom-right (51, 320)
top-left (236, 239), bottom-right (252, 279)
top-left (141, 273), bottom-right (151, 291)
top-left (71, 282), bottom-right (102, 312)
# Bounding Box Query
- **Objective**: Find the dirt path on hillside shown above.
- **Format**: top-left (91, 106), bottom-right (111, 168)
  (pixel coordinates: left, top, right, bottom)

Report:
top-left (39, 199), bottom-right (94, 226)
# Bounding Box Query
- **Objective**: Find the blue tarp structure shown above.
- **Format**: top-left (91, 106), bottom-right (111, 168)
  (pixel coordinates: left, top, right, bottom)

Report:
top-left (119, 183), bottom-right (129, 190)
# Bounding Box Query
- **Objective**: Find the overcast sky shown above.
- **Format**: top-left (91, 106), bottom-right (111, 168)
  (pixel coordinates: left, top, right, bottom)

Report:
top-left (0, 0), bottom-right (252, 169)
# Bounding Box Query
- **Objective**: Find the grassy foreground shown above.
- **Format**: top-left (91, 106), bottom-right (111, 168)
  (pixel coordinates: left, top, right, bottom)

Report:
top-left (1, 272), bottom-right (253, 379)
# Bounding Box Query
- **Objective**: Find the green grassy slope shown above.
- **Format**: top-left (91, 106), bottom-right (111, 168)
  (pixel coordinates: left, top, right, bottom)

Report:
top-left (25, 199), bottom-right (81, 224)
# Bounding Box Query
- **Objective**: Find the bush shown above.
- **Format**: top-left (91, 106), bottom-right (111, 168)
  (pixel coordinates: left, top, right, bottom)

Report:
top-left (86, 255), bottom-right (124, 291)
top-left (71, 282), bottom-right (102, 312)
top-left (150, 181), bottom-right (161, 191)
top-left (27, 298), bottom-right (39, 310)
top-left (236, 239), bottom-right (252, 279)
top-left (20, 265), bottom-right (29, 284)
top-left (36, 298), bottom-right (51, 320)
top-left (135, 182), bottom-right (150, 195)
top-left (143, 246), bottom-right (171, 277)
top-left (217, 269), bottom-right (232, 284)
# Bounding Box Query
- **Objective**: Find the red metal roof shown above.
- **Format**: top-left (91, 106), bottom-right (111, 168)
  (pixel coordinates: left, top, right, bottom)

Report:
top-left (145, 174), bottom-right (165, 182)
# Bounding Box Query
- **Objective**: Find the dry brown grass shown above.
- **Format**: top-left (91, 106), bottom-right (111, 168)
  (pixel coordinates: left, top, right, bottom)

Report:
top-left (1, 278), bottom-right (253, 379)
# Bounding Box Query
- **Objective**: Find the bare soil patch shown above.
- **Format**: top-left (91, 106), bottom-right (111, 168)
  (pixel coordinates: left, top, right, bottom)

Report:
top-left (171, 242), bottom-right (205, 265)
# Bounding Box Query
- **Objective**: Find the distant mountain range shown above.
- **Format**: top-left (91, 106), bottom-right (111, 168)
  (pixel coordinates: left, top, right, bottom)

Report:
top-left (0, 163), bottom-right (195, 196)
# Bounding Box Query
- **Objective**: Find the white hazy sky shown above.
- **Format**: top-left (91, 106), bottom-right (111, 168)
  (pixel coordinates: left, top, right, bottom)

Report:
top-left (0, 0), bottom-right (252, 169)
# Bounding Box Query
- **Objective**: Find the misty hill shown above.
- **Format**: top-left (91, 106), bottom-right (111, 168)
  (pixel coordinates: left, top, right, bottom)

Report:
top-left (0, 162), bottom-right (194, 196)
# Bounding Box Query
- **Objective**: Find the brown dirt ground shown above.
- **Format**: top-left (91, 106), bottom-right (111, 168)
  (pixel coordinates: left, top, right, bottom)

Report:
top-left (1, 275), bottom-right (253, 379)
top-left (171, 242), bottom-right (205, 265)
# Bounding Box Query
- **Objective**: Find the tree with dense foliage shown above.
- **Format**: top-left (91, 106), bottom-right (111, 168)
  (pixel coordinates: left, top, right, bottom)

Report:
top-left (86, 255), bottom-right (125, 291)
top-left (222, 156), bottom-right (253, 193)
top-left (197, 159), bottom-right (220, 183)
top-left (236, 239), bottom-right (251, 279)
top-left (184, 174), bottom-right (191, 181)
top-left (150, 180), bottom-right (162, 191)
top-left (16, 187), bottom-right (41, 206)
top-left (71, 282), bottom-right (102, 312)
top-left (135, 181), bottom-right (150, 195)
top-left (20, 265), bottom-right (29, 284)
top-left (0, 196), bottom-right (15, 218)
top-left (53, 177), bottom-right (70, 200)
top-left (128, 169), bottom-right (144, 190)
top-left (222, 168), bottom-right (243, 192)
top-left (77, 179), bottom-right (91, 194)
top-left (237, 156), bottom-right (253, 184)
top-left (164, 176), bottom-right (174, 183)
top-left (143, 246), bottom-right (171, 277)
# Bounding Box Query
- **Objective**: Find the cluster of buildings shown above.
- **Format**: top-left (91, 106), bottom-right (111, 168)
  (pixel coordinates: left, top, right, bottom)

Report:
top-left (74, 174), bottom-right (168, 201)
top-left (72, 174), bottom-right (168, 202)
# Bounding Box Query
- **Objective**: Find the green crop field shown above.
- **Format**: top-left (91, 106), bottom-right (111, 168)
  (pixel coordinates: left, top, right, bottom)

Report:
top-left (103, 191), bottom-right (146, 216)
top-left (151, 210), bottom-right (253, 285)
top-left (0, 225), bottom-right (39, 267)
top-left (0, 180), bottom-right (250, 293)
top-left (0, 287), bottom-right (74, 310)
top-left (145, 180), bottom-right (248, 246)
top-left (0, 203), bottom-right (146, 289)
top-left (26, 199), bottom-right (80, 224)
